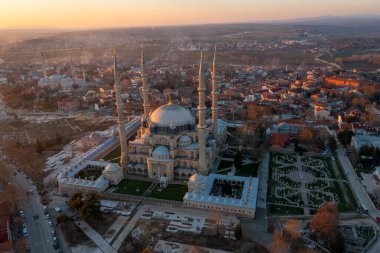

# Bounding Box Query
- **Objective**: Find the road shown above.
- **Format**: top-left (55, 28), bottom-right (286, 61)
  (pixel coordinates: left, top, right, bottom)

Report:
top-left (315, 53), bottom-right (341, 69)
top-left (0, 150), bottom-right (66, 253)
top-left (257, 128), bottom-right (270, 209)
top-left (336, 144), bottom-right (380, 252)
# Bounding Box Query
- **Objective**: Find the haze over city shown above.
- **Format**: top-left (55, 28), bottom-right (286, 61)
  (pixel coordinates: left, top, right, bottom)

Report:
top-left (1, 0), bottom-right (380, 29)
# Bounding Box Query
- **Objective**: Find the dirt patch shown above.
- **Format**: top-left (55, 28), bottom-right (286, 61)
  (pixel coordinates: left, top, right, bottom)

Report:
top-left (117, 219), bottom-right (256, 253)
top-left (86, 213), bottom-right (118, 236)
top-left (59, 220), bottom-right (94, 247)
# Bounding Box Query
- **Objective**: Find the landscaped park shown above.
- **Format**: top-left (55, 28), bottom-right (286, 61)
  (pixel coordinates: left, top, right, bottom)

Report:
top-left (268, 152), bottom-right (357, 215)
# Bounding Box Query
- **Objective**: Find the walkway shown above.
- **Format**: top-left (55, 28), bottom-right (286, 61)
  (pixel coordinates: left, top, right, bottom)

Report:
top-left (296, 155), bottom-right (310, 215)
top-left (112, 208), bottom-right (146, 250)
top-left (75, 221), bottom-right (117, 253)
top-left (104, 215), bottom-right (129, 244)
top-left (257, 128), bottom-right (270, 208)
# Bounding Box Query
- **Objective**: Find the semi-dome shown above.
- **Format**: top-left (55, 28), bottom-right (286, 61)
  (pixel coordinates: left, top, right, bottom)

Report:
top-left (150, 103), bottom-right (194, 128)
top-left (152, 146), bottom-right (170, 159)
top-left (178, 134), bottom-right (192, 146)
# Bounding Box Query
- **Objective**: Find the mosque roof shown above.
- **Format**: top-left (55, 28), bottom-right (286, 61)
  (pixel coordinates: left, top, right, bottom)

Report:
top-left (150, 103), bottom-right (195, 128)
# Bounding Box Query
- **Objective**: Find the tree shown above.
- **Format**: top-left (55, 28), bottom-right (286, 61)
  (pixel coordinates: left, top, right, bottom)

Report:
top-left (328, 230), bottom-right (345, 253)
top-left (80, 192), bottom-right (102, 218)
top-left (310, 202), bottom-right (339, 238)
top-left (234, 152), bottom-right (243, 170)
top-left (269, 230), bottom-right (288, 253)
top-left (55, 133), bottom-right (63, 144)
top-left (68, 193), bottom-right (83, 211)
top-left (284, 219), bottom-right (301, 246)
top-left (35, 139), bottom-right (44, 154)
top-left (328, 136), bottom-right (337, 150)
top-left (235, 224), bottom-right (242, 240)
top-left (299, 127), bottom-right (314, 144)
top-left (337, 130), bottom-right (354, 146)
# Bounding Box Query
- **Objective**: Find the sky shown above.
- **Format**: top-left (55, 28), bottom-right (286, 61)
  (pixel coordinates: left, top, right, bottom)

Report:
top-left (0, 0), bottom-right (380, 29)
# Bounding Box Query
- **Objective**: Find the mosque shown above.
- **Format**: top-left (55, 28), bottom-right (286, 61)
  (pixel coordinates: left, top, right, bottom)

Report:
top-left (57, 46), bottom-right (258, 217)
top-left (121, 45), bottom-right (227, 181)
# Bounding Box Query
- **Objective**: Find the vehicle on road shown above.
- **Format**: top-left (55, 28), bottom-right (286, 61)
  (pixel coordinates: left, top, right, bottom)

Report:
top-left (48, 221), bottom-right (53, 227)
top-left (361, 203), bottom-right (369, 214)
top-left (23, 227), bottom-right (28, 237)
top-left (53, 241), bottom-right (59, 249)
top-left (19, 210), bottom-right (24, 217)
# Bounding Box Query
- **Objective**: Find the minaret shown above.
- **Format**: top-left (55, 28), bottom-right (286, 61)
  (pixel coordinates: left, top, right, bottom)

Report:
top-left (82, 67), bottom-right (86, 83)
top-left (140, 42), bottom-right (150, 119)
top-left (113, 49), bottom-right (128, 168)
top-left (197, 49), bottom-right (207, 175)
top-left (211, 45), bottom-right (219, 140)
top-left (41, 50), bottom-right (46, 78)
top-left (70, 56), bottom-right (76, 86)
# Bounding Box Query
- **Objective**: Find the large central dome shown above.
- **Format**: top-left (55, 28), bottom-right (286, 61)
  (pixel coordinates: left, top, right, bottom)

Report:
top-left (150, 103), bottom-right (195, 127)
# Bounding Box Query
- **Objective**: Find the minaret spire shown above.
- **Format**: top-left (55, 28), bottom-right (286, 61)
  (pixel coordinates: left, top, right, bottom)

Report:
top-left (140, 42), bottom-right (150, 119)
top-left (41, 50), bottom-right (46, 78)
top-left (211, 44), bottom-right (218, 140)
top-left (197, 49), bottom-right (207, 175)
top-left (113, 49), bottom-right (128, 169)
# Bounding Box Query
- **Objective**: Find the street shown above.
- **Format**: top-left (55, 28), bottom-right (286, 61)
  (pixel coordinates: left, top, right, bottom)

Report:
top-left (0, 150), bottom-right (64, 253)
top-left (336, 144), bottom-right (380, 252)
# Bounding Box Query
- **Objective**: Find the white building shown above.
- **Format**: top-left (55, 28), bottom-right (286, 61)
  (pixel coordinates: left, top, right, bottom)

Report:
top-left (58, 161), bottom-right (123, 196)
top-left (351, 135), bottom-right (380, 152)
top-left (184, 174), bottom-right (259, 218)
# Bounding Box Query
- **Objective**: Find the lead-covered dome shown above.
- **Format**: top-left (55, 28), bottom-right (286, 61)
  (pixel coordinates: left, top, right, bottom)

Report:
top-left (150, 103), bottom-right (195, 128)
top-left (152, 146), bottom-right (170, 159)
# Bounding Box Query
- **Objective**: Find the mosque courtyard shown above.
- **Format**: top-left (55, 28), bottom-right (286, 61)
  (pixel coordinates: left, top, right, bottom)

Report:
top-left (268, 152), bottom-right (357, 215)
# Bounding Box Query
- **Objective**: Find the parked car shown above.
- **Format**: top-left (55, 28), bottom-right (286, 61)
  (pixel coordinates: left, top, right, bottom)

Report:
top-left (376, 217), bottom-right (380, 223)
top-left (53, 242), bottom-right (59, 250)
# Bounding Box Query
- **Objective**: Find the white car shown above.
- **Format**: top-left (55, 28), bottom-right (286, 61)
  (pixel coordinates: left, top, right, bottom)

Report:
top-left (19, 210), bottom-right (25, 217)
top-left (48, 221), bottom-right (53, 227)
top-left (23, 228), bottom-right (28, 237)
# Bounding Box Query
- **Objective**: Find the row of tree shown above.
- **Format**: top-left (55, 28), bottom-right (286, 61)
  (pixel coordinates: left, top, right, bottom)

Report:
top-left (270, 203), bottom-right (344, 253)
top-left (68, 192), bottom-right (103, 219)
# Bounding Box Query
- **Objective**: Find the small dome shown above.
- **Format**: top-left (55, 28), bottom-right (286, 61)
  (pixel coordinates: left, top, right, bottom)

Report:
top-left (188, 173), bottom-right (207, 184)
top-left (150, 103), bottom-right (194, 128)
top-left (152, 146), bottom-right (170, 159)
top-left (104, 163), bottom-right (120, 172)
top-left (178, 134), bottom-right (192, 146)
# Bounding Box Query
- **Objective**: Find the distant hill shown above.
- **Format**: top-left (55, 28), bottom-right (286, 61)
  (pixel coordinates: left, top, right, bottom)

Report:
top-left (268, 14), bottom-right (380, 26)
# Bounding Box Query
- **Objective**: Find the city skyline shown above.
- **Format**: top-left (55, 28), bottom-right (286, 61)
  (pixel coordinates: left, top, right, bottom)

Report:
top-left (1, 0), bottom-right (380, 29)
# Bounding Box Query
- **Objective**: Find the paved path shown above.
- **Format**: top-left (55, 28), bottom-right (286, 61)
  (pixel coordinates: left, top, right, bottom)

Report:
top-left (104, 215), bottom-right (129, 244)
top-left (112, 208), bottom-right (145, 250)
top-left (257, 129), bottom-right (270, 209)
top-left (75, 221), bottom-right (117, 253)
top-left (296, 155), bottom-right (310, 215)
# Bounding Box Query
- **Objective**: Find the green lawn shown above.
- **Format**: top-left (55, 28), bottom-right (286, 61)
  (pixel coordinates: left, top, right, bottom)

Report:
top-left (148, 184), bottom-right (188, 201)
top-left (114, 179), bottom-right (153, 196)
top-left (102, 145), bottom-right (121, 162)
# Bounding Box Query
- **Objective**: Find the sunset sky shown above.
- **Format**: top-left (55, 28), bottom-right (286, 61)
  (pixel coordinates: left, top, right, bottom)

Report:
top-left (1, 0), bottom-right (379, 29)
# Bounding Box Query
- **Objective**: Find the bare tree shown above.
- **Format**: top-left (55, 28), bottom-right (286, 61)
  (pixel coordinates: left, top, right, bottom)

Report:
top-left (269, 230), bottom-right (288, 253)
top-left (310, 202), bottom-right (339, 238)
top-left (284, 219), bottom-right (301, 246)
top-left (299, 127), bottom-right (314, 144)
